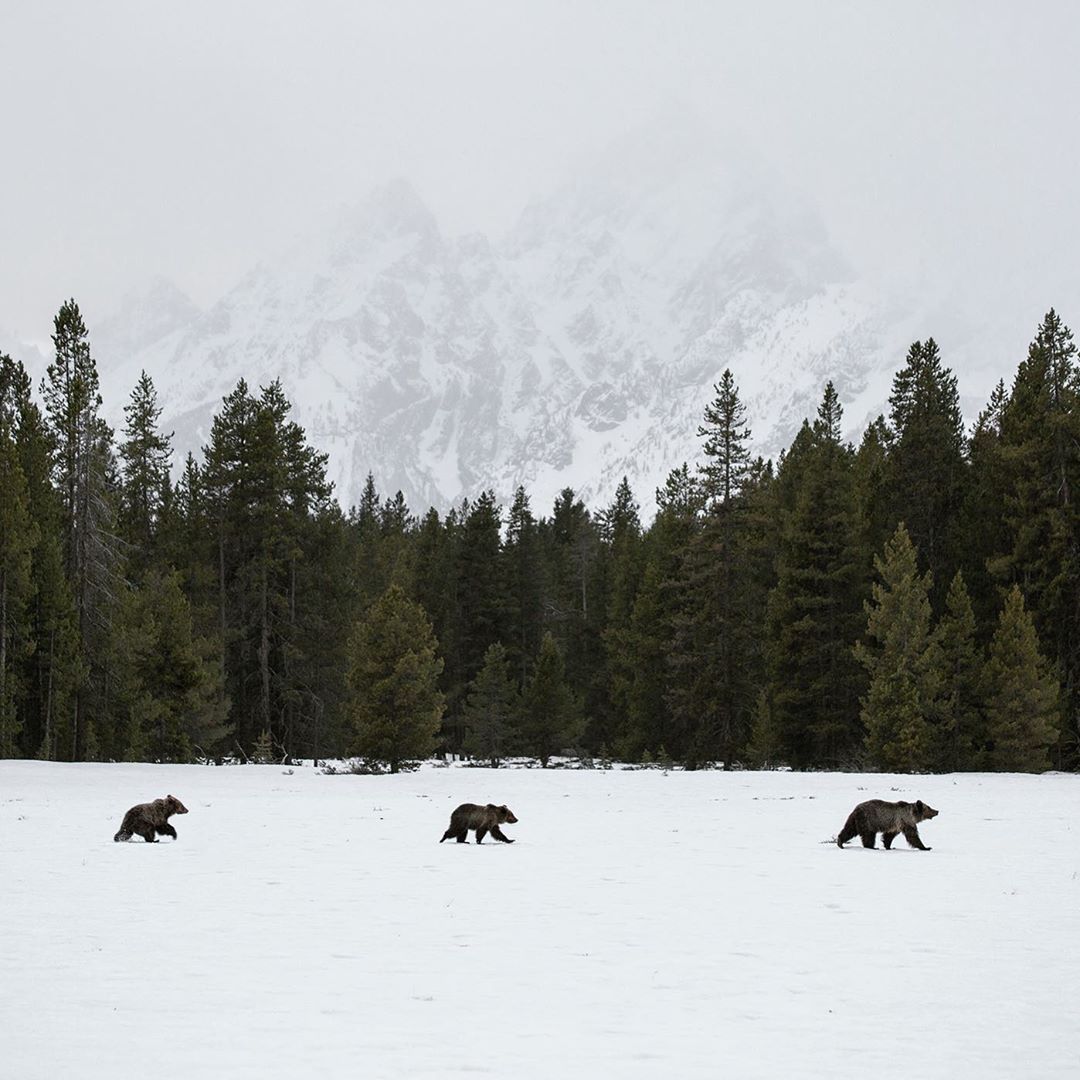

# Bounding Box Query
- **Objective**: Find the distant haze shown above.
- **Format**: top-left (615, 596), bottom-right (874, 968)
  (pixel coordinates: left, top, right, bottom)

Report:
top-left (3, 1), bottom-right (1079, 351)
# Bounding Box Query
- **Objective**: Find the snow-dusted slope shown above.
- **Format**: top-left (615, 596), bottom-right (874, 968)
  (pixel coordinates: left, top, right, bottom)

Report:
top-left (89, 120), bottom-right (968, 515)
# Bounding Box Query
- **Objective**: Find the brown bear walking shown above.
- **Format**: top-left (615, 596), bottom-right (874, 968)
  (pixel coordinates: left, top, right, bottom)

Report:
top-left (836, 799), bottom-right (938, 850)
top-left (440, 803), bottom-right (517, 844)
top-left (114, 795), bottom-right (189, 842)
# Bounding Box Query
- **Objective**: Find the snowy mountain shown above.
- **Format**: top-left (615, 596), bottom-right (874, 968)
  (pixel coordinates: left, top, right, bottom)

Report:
top-left (86, 119), bottom-right (985, 516)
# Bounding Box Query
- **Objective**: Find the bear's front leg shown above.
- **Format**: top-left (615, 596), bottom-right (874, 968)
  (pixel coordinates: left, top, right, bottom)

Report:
top-left (474, 826), bottom-right (488, 844)
top-left (490, 826), bottom-right (514, 843)
top-left (902, 824), bottom-right (931, 850)
top-left (157, 823), bottom-right (177, 840)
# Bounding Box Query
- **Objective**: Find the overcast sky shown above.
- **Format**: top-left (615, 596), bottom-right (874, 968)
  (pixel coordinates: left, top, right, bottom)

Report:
top-left (2, 1), bottom-right (1078, 349)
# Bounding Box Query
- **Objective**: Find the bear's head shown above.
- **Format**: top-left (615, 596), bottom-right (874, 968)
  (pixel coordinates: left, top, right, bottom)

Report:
top-left (497, 805), bottom-right (518, 824)
top-left (166, 795), bottom-right (189, 815)
top-left (914, 800), bottom-right (938, 821)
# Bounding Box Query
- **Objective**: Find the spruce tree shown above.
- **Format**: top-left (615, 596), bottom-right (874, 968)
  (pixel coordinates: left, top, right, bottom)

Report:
top-left (932, 571), bottom-right (983, 771)
top-left (0, 423), bottom-right (36, 756)
top-left (346, 584), bottom-right (445, 772)
top-left (461, 642), bottom-right (520, 766)
top-left (41, 300), bottom-right (120, 759)
top-left (668, 372), bottom-right (760, 767)
top-left (995, 310), bottom-right (1080, 765)
top-left (982, 585), bottom-right (1059, 772)
top-left (502, 487), bottom-right (544, 687)
top-left (520, 631), bottom-right (583, 767)
top-left (765, 384), bottom-right (865, 766)
top-left (885, 339), bottom-right (968, 605)
top-left (855, 524), bottom-right (942, 771)
top-left (118, 370), bottom-right (172, 567)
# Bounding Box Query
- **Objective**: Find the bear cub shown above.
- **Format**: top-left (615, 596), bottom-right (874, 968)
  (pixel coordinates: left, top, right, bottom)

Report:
top-left (114, 794), bottom-right (189, 843)
top-left (836, 798), bottom-right (938, 850)
top-left (440, 803), bottom-right (518, 844)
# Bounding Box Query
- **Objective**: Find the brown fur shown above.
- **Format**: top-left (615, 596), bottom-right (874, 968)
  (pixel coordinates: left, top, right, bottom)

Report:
top-left (114, 794), bottom-right (189, 843)
top-left (836, 798), bottom-right (938, 850)
top-left (440, 803), bottom-right (518, 844)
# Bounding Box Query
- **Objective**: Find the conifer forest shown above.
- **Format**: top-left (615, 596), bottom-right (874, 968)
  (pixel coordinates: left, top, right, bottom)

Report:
top-left (1, 300), bottom-right (1077, 773)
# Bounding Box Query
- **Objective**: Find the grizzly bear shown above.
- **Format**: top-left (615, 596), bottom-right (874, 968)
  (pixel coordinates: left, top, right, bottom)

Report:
top-left (836, 798), bottom-right (938, 850)
top-left (113, 794), bottom-right (189, 843)
top-left (440, 803), bottom-right (518, 844)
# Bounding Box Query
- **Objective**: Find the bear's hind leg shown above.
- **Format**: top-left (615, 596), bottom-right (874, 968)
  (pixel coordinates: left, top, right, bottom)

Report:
top-left (902, 824), bottom-right (931, 850)
top-left (836, 812), bottom-right (859, 848)
top-left (882, 830), bottom-right (898, 850)
top-left (455, 828), bottom-right (468, 843)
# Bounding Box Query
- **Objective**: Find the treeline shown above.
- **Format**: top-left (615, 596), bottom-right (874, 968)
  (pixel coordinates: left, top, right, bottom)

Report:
top-left (1, 302), bottom-right (1077, 772)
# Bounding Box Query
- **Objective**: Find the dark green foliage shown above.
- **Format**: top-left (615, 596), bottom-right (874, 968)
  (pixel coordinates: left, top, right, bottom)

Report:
top-left (932, 571), bottom-right (984, 771)
top-left (763, 385), bottom-right (866, 766)
top-left (461, 641), bottom-right (520, 766)
top-left (346, 584), bottom-right (445, 772)
top-left (668, 371), bottom-right (764, 767)
top-left (885, 339), bottom-right (968, 603)
top-left (520, 631), bottom-right (583, 767)
top-left (855, 524), bottom-right (942, 772)
top-left (982, 585), bottom-right (1059, 772)
top-left (994, 311), bottom-right (1080, 765)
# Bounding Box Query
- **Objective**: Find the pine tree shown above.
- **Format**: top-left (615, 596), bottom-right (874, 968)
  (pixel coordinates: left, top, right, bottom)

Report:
top-left (668, 373), bottom-right (764, 767)
top-left (41, 300), bottom-right (120, 760)
top-left (118, 370), bottom-right (172, 567)
top-left (520, 631), bottom-right (583, 767)
top-left (764, 384), bottom-right (866, 766)
top-left (855, 524), bottom-right (942, 771)
top-left (995, 310), bottom-right (1080, 765)
top-left (885, 339), bottom-right (968, 605)
top-left (113, 569), bottom-right (229, 762)
top-left (981, 585), bottom-right (1059, 772)
top-left (461, 641), bottom-right (520, 766)
top-left (502, 487), bottom-right (544, 688)
top-left (932, 571), bottom-right (983, 771)
top-left (0, 422), bottom-right (36, 756)
top-left (346, 584), bottom-right (445, 772)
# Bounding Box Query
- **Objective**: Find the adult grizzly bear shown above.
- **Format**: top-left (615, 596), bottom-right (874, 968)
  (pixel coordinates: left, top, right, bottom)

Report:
top-left (836, 798), bottom-right (938, 850)
top-left (113, 795), bottom-right (189, 843)
top-left (440, 803), bottom-right (517, 844)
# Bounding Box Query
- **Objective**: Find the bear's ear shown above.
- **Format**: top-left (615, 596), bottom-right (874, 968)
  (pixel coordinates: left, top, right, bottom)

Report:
top-left (915, 800), bottom-right (924, 812)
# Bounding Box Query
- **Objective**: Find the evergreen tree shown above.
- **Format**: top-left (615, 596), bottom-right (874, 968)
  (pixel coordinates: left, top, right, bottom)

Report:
top-left (461, 641), bottom-right (520, 766)
top-left (855, 524), bottom-right (942, 771)
top-left (502, 487), bottom-right (544, 687)
top-left (932, 571), bottom-right (984, 771)
top-left (995, 310), bottom-right (1080, 765)
top-left (668, 373), bottom-right (762, 767)
top-left (118, 370), bottom-right (172, 567)
top-left (982, 585), bottom-right (1059, 772)
top-left (114, 569), bottom-right (229, 762)
top-left (346, 583), bottom-right (445, 772)
top-left (885, 339), bottom-right (968, 604)
top-left (41, 300), bottom-right (119, 759)
top-left (520, 631), bottom-right (583, 767)
top-left (764, 384), bottom-right (866, 766)
top-left (0, 422), bottom-right (36, 756)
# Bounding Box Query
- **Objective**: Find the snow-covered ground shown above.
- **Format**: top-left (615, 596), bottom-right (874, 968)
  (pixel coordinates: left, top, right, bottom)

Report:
top-left (1, 761), bottom-right (1077, 1079)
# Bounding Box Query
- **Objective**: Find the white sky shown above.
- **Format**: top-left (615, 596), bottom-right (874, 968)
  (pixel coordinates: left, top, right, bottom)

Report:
top-left (2, 1), bottom-right (1078, 347)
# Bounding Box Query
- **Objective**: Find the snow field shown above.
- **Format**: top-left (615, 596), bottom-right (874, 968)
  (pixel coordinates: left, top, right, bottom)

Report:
top-left (1, 762), bottom-right (1078, 1079)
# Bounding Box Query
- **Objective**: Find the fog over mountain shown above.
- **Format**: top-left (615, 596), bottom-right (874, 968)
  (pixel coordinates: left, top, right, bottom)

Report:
top-left (57, 114), bottom-right (1008, 515)
top-left (4, 4), bottom-right (1077, 514)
